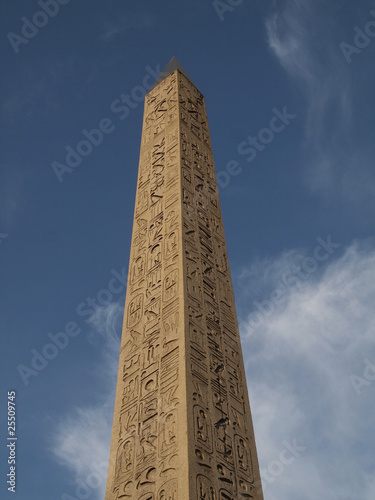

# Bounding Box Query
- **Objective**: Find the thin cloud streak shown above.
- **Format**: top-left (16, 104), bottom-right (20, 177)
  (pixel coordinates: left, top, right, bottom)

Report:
top-left (265, 0), bottom-right (375, 200)
top-left (100, 13), bottom-right (155, 41)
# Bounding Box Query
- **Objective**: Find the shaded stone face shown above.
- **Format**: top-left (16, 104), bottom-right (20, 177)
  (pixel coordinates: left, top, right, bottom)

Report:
top-left (105, 61), bottom-right (264, 500)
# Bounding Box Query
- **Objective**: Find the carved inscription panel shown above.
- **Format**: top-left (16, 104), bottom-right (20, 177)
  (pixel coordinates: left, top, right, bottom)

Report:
top-left (179, 71), bottom-right (264, 499)
top-left (105, 68), bottom-right (263, 500)
top-left (105, 71), bottom-right (184, 500)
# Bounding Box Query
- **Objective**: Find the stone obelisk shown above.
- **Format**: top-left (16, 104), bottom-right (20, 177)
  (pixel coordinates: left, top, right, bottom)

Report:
top-left (105, 57), bottom-right (264, 500)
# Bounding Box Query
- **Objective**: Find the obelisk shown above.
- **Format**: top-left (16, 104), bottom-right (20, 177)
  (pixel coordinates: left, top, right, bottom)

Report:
top-left (105, 57), bottom-right (264, 500)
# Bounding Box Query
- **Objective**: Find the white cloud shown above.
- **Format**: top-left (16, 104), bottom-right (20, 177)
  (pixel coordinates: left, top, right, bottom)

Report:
top-left (265, 0), bottom-right (375, 201)
top-left (50, 302), bottom-right (123, 500)
top-left (52, 406), bottom-right (111, 497)
top-left (88, 302), bottom-right (123, 351)
top-left (50, 241), bottom-right (375, 499)
top-left (240, 240), bottom-right (375, 499)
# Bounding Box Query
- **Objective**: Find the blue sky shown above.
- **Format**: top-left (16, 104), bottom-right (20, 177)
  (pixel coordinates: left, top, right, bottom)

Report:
top-left (1, 1), bottom-right (375, 499)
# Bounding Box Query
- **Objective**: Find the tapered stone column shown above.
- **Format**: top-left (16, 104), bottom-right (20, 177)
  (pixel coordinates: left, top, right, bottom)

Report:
top-left (105, 57), bottom-right (264, 500)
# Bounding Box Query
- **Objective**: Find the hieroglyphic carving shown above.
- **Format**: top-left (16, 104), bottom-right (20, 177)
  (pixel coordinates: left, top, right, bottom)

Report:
top-left (158, 479), bottom-right (178, 499)
top-left (160, 346), bottom-right (179, 404)
top-left (194, 405), bottom-right (213, 453)
top-left (179, 70), bottom-right (264, 499)
top-left (119, 405), bottom-right (138, 437)
top-left (130, 255), bottom-right (145, 284)
top-left (235, 435), bottom-right (253, 481)
top-left (163, 269), bottom-right (178, 302)
top-left (105, 70), bottom-right (183, 499)
top-left (197, 475), bottom-right (217, 500)
top-left (122, 353), bottom-right (140, 380)
top-left (127, 293), bottom-right (143, 328)
top-left (164, 230), bottom-right (178, 260)
top-left (114, 436), bottom-right (135, 483)
top-left (105, 67), bottom-right (263, 500)
top-left (159, 409), bottom-right (178, 457)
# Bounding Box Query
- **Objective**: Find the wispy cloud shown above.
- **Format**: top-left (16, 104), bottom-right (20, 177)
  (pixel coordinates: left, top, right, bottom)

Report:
top-left (265, 0), bottom-right (375, 201)
top-left (240, 239), bottom-right (375, 499)
top-left (50, 301), bottom-right (123, 500)
top-left (49, 240), bottom-right (375, 499)
top-left (100, 12), bottom-right (155, 41)
top-left (88, 302), bottom-right (123, 349)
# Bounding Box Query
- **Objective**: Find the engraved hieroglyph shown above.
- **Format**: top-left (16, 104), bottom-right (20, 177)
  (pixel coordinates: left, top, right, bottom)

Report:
top-left (105, 59), bottom-right (264, 500)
